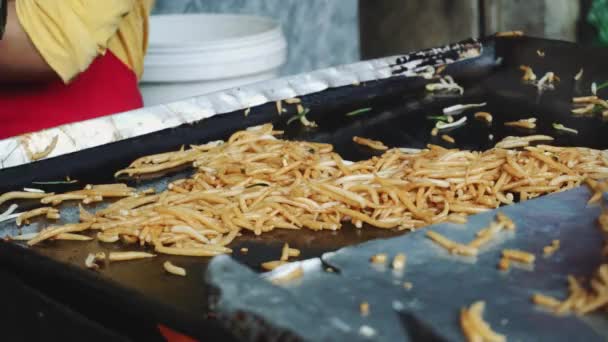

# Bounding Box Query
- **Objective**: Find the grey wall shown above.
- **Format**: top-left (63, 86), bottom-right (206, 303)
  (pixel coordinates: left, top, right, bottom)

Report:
top-left (152, 0), bottom-right (360, 76)
top-left (360, 1), bottom-right (480, 59)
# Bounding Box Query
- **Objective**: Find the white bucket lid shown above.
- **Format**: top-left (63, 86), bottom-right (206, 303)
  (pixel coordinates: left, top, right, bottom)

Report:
top-left (141, 13), bottom-right (287, 83)
top-left (147, 14), bottom-right (283, 52)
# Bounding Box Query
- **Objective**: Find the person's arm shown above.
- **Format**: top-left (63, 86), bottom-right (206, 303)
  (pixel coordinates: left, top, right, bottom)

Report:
top-left (0, 0), bottom-right (57, 83)
top-left (1, 0), bottom-right (7, 39)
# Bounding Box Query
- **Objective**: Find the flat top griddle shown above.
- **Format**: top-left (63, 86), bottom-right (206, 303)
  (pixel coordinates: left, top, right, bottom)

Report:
top-left (206, 187), bottom-right (607, 341)
top-left (0, 36), bottom-right (607, 340)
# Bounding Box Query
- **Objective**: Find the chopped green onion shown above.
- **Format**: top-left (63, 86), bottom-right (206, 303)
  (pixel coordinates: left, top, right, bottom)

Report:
top-left (345, 107), bottom-right (372, 117)
top-left (32, 180), bottom-right (79, 185)
top-left (287, 109), bottom-right (307, 125)
top-left (427, 115), bottom-right (453, 122)
top-left (287, 108), bottom-right (316, 127)
top-left (596, 80), bottom-right (608, 91)
top-left (552, 123), bottom-right (578, 134)
top-left (436, 116), bottom-right (467, 130)
top-left (592, 104), bottom-right (604, 114)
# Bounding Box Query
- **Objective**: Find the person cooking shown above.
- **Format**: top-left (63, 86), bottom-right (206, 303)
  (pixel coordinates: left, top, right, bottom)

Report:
top-left (0, 0), bottom-right (154, 139)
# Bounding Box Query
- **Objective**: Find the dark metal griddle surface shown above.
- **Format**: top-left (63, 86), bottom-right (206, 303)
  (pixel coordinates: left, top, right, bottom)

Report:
top-left (0, 36), bottom-right (607, 340)
top-left (206, 188), bottom-right (608, 341)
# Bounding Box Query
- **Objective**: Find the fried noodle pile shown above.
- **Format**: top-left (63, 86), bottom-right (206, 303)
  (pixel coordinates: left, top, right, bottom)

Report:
top-left (10, 124), bottom-right (608, 257)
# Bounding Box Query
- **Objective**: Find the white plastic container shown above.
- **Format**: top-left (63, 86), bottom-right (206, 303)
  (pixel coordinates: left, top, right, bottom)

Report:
top-left (140, 14), bottom-right (287, 106)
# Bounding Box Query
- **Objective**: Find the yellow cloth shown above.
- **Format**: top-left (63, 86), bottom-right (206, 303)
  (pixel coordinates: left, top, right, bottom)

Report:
top-left (16, 0), bottom-right (153, 83)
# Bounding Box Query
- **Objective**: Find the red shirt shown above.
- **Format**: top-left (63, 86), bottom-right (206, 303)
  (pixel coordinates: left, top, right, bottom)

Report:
top-left (0, 51), bottom-right (143, 139)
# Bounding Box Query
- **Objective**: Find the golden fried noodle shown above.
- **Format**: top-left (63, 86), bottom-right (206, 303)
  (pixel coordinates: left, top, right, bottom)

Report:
top-left (4, 124), bottom-right (607, 259)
